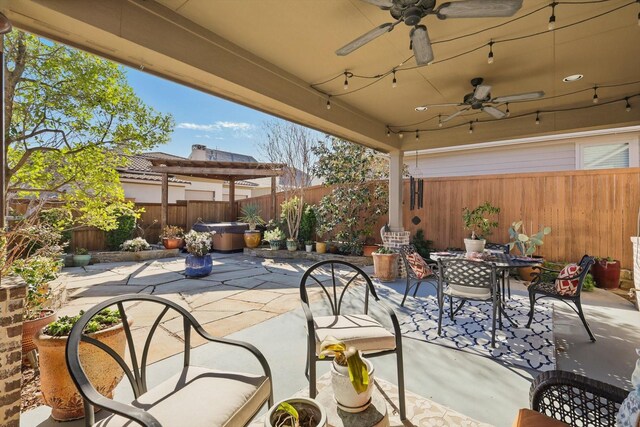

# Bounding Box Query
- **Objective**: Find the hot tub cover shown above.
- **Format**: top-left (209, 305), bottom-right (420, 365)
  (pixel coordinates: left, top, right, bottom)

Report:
top-left (192, 222), bottom-right (248, 234)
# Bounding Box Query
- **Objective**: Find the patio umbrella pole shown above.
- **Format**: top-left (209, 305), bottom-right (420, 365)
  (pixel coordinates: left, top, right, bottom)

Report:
top-left (0, 13), bottom-right (12, 229)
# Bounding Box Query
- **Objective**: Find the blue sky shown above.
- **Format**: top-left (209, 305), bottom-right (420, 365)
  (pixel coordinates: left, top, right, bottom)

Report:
top-left (125, 67), bottom-right (278, 160)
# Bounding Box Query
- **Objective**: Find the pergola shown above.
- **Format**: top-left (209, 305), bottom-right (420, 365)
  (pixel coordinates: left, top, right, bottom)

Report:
top-left (147, 158), bottom-right (285, 229)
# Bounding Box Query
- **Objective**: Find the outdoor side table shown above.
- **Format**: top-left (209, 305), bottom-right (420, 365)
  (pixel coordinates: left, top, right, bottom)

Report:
top-left (316, 385), bottom-right (389, 427)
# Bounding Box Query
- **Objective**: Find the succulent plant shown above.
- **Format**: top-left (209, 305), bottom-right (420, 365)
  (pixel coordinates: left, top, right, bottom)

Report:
top-left (508, 221), bottom-right (551, 255)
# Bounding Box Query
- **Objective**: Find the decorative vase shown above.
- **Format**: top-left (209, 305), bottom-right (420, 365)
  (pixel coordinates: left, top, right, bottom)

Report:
top-left (264, 397), bottom-right (327, 427)
top-left (34, 320), bottom-right (131, 421)
top-left (518, 256), bottom-right (544, 282)
top-left (72, 254), bottom-right (91, 267)
top-left (243, 230), bottom-right (262, 248)
top-left (269, 240), bottom-right (281, 250)
top-left (162, 237), bottom-right (182, 249)
top-left (316, 242), bottom-right (327, 254)
top-left (592, 259), bottom-right (621, 289)
top-left (372, 252), bottom-right (399, 281)
top-left (464, 238), bottom-right (486, 253)
top-left (286, 240), bottom-right (297, 252)
top-left (185, 253), bottom-right (213, 277)
top-left (22, 309), bottom-right (57, 355)
top-left (330, 357), bottom-right (374, 413)
top-left (362, 245), bottom-right (378, 257)
top-left (305, 244), bottom-right (313, 253)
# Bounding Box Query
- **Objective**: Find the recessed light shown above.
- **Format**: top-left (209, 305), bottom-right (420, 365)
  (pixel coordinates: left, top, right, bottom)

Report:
top-left (415, 106), bottom-right (428, 111)
top-left (563, 74), bottom-right (584, 82)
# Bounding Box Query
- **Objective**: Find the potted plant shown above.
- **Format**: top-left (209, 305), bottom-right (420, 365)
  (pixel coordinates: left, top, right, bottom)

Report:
top-left (592, 257), bottom-right (621, 289)
top-left (371, 246), bottom-right (399, 282)
top-left (265, 399), bottom-right (327, 427)
top-left (160, 225), bottom-right (184, 249)
top-left (238, 204), bottom-right (265, 249)
top-left (286, 238), bottom-right (298, 252)
top-left (264, 228), bottom-right (285, 251)
top-left (305, 240), bottom-right (313, 253)
top-left (72, 247), bottom-right (91, 267)
top-left (319, 336), bottom-right (374, 413)
top-left (183, 230), bottom-right (213, 277)
top-left (462, 202), bottom-right (500, 253)
top-left (120, 237), bottom-right (151, 252)
top-left (508, 221), bottom-right (552, 281)
top-left (34, 308), bottom-right (130, 421)
top-left (315, 223), bottom-right (330, 254)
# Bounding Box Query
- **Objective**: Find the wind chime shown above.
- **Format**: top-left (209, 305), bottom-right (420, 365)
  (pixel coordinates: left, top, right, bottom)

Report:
top-left (409, 150), bottom-right (424, 225)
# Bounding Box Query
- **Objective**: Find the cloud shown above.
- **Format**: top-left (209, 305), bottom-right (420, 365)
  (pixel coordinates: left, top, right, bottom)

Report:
top-left (194, 134), bottom-right (211, 139)
top-left (177, 121), bottom-right (254, 132)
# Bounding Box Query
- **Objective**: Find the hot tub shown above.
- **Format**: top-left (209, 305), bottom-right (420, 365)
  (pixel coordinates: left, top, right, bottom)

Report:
top-left (191, 222), bottom-right (249, 253)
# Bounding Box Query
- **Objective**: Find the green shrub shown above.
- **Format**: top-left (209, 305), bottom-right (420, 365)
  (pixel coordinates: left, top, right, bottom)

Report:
top-left (411, 229), bottom-right (433, 259)
top-left (298, 204), bottom-right (317, 243)
top-left (44, 308), bottom-right (122, 337)
top-left (106, 207), bottom-right (136, 251)
top-left (11, 255), bottom-right (62, 319)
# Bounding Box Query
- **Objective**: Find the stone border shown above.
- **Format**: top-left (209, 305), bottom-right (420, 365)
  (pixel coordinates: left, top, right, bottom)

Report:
top-left (243, 248), bottom-right (373, 266)
top-left (90, 249), bottom-right (180, 264)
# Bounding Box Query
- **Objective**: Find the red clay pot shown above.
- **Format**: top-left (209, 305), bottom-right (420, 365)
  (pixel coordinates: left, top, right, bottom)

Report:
top-left (362, 245), bottom-right (379, 257)
top-left (162, 238), bottom-right (183, 249)
top-left (591, 259), bottom-right (621, 289)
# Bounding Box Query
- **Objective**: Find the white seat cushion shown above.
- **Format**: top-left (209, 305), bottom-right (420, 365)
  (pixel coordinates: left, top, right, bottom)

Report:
top-left (445, 284), bottom-right (492, 300)
top-left (95, 366), bottom-right (270, 427)
top-left (313, 314), bottom-right (396, 355)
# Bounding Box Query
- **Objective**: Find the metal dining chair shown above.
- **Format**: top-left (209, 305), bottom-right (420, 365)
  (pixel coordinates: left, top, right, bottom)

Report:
top-left (398, 244), bottom-right (438, 306)
top-left (485, 242), bottom-right (511, 300)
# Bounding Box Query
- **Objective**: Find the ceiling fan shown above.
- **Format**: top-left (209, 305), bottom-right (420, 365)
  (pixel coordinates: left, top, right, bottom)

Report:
top-left (415, 77), bottom-right (545, 122)
top-left (336, 0), bottom-right (523, 66)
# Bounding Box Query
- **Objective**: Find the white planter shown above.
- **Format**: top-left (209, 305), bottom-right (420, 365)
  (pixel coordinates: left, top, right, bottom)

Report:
top-left (631, 237), bottom-right (640, 311)
top-left (331, 357), bottom-right (374, 413)
top-left (464, 238), bottom-right (486, 253)
top-left (305, 244), bottom-right (313, 253)
top-left (264, 397), bottom-right (327, 427)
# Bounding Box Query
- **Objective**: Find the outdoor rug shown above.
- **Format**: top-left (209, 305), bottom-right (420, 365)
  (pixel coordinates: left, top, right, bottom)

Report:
top-left (376, 285), bottom-right (555, 372)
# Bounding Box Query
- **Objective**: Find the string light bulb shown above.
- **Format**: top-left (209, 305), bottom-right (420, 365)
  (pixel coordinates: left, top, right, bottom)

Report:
top-left (548, 3), bottom-right (557, 30)
top-left (535, 111), bottom-right (540, 125)
top-left (468, 122), bottom-right (474, 134)
top-left (487, 41), bottom-right (494, 64)
top-left (343, 72), bottom-right (349, 90)
top-left (326, 97), bottom-right (331, 110)
top-left (387, 128), bottom-right (391, 137)
top-left (415, 130), bottom-right (420, 140)
top-left (392, 71), bottom-right (397, 88)
top-left (592, 86), bottom-right (599, 104)
top-left (625, 97), bottom-right (632, 112)
top-left (505, 103), bottom-right (511, 117)
top-left (398, 132), bottom-right (404, 139)
top-left (438, 114), bottom-right (443, 128)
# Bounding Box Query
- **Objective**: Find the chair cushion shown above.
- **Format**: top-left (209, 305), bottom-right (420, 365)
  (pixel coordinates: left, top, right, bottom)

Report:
top-left (95, 366), bottom-right (270, 427)
top-left (406, 252), bottom-right (433, 279)
top-left (512, 409), bottom-right (569, 427)
top-left (313, 314), bottom-right (396, 355)
top-left (445, 284), bottom-right (492, 300)
top-left (555, 263), bottom-right (581, 296)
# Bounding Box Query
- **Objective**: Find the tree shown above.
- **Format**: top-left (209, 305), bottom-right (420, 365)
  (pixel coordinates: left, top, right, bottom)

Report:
top-left (4, 31), bottom-right (174, 230)
top-left (313, 137), bottom-right (390, 253)
top-left (258, 120), bottom-right (316, 240)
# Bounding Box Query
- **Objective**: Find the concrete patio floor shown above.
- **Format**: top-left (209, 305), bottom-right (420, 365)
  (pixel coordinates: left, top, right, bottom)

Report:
top-left (23, 253), bottom-right (640, 427)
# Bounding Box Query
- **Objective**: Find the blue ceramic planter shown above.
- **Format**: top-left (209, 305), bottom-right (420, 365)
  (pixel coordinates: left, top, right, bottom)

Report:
top-left (185, 254), bottom-right (212, 277)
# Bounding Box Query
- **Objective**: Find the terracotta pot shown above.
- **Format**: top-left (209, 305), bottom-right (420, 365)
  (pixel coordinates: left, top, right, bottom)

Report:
top-left (362, 245), bottom-right (379, 257)
top-left (316, 242), bottom-right (327, 254)
top-left (518, 257), bottom-right (544, 282)
top-left (243, 230), bottom-right (262, 248)
top-left (331, 357), bottom-right (374, 413)
top-left (592, 259), bottom-right (621, 289)
top-left (265, 397), bottom-right (327, 427)
top-left (34, 320), bottom-right (131, 421)
top-left (22, 309), bottom-right (57, 355)
top-left (372, 252), bottom-right (399, 281)
top-left (161, 237), bottom-right (182, 249)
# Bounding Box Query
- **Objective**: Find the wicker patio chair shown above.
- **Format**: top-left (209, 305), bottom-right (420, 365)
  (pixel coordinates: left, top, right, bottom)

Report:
top-left (398, 244), bottom-right (438, 306)
top-left (300, 260), bottom-right (406, 420)
top-left (528, 370), bottom-right (627, 427)
top-left (66, 294), bottom-right (273, 427)
top-left (437, 258), bottom-right (502, 347)
top-left (526, 255), bottom-right (596, 341)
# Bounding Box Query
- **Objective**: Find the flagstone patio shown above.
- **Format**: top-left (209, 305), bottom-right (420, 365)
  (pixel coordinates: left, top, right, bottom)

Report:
top-left (23, 252), bottom-right (640, 426)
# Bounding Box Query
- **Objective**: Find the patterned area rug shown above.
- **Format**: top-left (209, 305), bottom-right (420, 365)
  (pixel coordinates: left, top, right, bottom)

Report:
top-left (377, 286), bottom-right (555, 371)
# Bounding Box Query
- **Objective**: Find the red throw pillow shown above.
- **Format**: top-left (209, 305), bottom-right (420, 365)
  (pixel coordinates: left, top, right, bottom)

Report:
top-left (556, 263), bottom-right (582, 296)
top-left (406, 252), bottom-right (433, 279)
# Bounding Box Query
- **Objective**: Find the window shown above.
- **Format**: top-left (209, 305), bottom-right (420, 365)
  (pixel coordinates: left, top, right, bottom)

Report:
top-left (577, 139), bottom-right (639, 170)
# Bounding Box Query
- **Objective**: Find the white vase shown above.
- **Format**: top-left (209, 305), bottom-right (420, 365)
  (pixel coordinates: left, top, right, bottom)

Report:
top-left (264, 397), bottom-right (327, 427)
top-left (330, 357), bottom-right (374, 413)
top-left (464, 238), bottom-right (486, 253)
top-left (305, 244), bottom-right (313, 252)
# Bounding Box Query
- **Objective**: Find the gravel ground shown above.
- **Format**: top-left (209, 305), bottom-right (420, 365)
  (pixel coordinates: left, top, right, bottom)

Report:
top-left (21, 365), bottom-right (44, 413)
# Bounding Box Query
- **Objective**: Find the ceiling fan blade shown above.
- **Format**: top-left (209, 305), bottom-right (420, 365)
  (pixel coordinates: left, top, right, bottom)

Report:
top-left (410, 25), bottom-right (434, 66)
top-left (473, 84), bottom-right (492, 101)
top-left (491, 91), bottom-right (545, 103)
top-left (482, 106), bottom-right (507, 119)
top-left (336, 22), bottom-right (397, 56)
top-left (359, 0), bottom-right (394, 8)
top-left (442, 108), bottom-right (468, 123)
top-left (437, 0), bottom-right (523, 18)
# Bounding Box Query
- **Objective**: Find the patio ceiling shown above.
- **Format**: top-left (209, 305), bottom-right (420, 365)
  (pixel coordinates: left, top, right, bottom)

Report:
top-left (2, 0), bottom-right (639, 153)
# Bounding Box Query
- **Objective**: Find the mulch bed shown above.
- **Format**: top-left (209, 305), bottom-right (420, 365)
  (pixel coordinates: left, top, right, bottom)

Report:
top-left (21, 364), bottom-right (44, 413)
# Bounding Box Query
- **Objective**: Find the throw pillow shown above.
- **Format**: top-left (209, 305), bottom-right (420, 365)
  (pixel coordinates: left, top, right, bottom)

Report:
top-left (555, 263), bottom-right (582, 296)
top-left (406, 252), bottom-right (433, 279)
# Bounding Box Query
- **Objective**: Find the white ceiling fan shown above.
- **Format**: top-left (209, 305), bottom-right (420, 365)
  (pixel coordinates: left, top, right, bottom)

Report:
top-left (336, 0), bottom-right (524, 66)
top-left (415, 77), bottom-right (545, 122)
